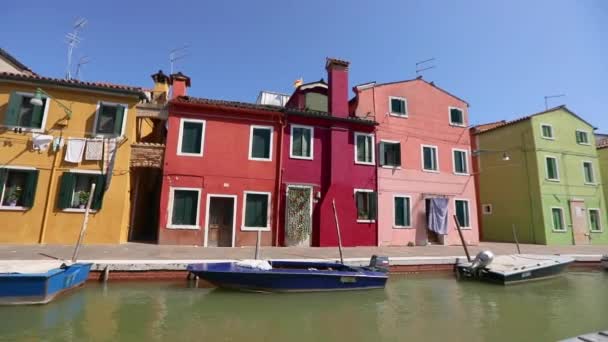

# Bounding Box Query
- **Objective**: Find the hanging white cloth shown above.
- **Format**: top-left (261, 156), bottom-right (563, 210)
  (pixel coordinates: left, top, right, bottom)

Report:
top-left (52, 137), bottom-right (65, 152)
top-left (65, 138), bottom-right (86, 163)
top-left (85, 139), bottom-right (103, 161)
top-left (103, 138), bottom-right (117, 190)
top-left (31, 133), bottom-right (54, 152)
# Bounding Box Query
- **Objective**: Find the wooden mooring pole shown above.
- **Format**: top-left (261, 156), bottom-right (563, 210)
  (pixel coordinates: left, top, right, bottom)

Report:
top-left (512, 224), bottom-right (521, 254)
top-left (332, 199), bottom-right (345, 265)
top-left (72, 183), bottom-right (96, 263)
top-left (453, 214), bottom-right (471, 262)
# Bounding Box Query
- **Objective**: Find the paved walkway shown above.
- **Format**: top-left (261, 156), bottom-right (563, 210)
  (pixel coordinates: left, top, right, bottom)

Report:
top-left (0, 242), bottom-right (604, 261)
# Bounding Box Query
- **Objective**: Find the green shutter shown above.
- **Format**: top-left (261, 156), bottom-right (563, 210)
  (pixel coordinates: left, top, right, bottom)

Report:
top-left (22, 170), bottom-right (39, 208)
top-left (182, 122), bottom-right (202, 154)
top-left (370, 192), bottom-right (377, 220)
top-left (302, 128), bottom-right (311, 157)
top-left (404, 197), bottom-right (410, 226)
top-left (423, 147), bottom-right (432, 170)
top-left (30, 99), bottom-right (44, 128)
top-left (292, 127), bottom-right (302, 156)
top-left (356, 135), bottom-right (365, 162)
top-left (91, 175), bottom-right (106, 210)
top-left (113, 105), bottom-right (125, 136)
top-left (394, 197), bottom-right (405, 226)
top-left (57, 172), bottom-right (76, 209)
top-left (172, 190), bottom-right (198, 225)
top-left (5, 92), bottom-right (22, 126)
top-left (245, 194), bottom-right (268, 227)
top-left (379, 142), bottom-right (386, 166)
top-left (252, 128), bottom-right (270, 159)
top-left (0, 168), bottom-right (7, 189)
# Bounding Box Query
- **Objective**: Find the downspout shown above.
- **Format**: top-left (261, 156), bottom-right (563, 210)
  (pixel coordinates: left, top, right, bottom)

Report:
top-left (273, 114), bottom-right (286, 246)
top-left (371, 86), bottom-right (380, 246)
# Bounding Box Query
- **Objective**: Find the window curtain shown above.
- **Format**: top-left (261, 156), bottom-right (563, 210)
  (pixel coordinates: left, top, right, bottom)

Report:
top-left (428, 197), bottom-right (448, 235)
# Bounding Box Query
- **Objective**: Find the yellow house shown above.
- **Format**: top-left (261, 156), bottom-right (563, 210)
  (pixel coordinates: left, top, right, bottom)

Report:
top-left (0, 66), bottom-right (144, 244)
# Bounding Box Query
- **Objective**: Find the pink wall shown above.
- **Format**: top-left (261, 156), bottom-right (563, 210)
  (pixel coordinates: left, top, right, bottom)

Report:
top-left (353, 80), bottom-right (479, 246)
top-left (159, 101), bottom-right (281, 246)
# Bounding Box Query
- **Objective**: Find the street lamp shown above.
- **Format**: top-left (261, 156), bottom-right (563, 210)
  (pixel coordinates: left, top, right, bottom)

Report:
top-left (30, 88), bottom-right (73, 120)
top-left (472, 149), bottom-right (511, 161)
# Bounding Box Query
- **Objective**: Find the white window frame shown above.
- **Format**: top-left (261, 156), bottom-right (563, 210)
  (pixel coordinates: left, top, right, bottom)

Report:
top-left (242, 191), bottom-right (272, 231)
top-left (289, 124), bottom-right (314, 160)
top-left (454, 199), bottom-right (471, 229)
top-left (452, 148), bottom-right (469, 175)
top-left (7, 91), bottom-right (51, 133)
top-left (582, 160), bottom-right (596, 185)
top-left (393, 194), bottom-right (412, 228)
top-left (167, 186), bottom-right (202, 229)
top-left (354, 132), bottom-right (375, 165)
top-left (545, 155), bottom-right (560, 181)
top-left (61, 169), bottom-right (103, 213)
top-left (0, 165), bottom-right (37, 211)
top-left (575, 129), bottom-right (590, 145)
top-left (551, 207), bottom-right (566, 232)
top-left (248, 125), bottom-right (273, 162)
top-left (588, 208), bottom-right (602, 232)
top-left (448, 106), bottom-right (465, 127)
top-left (354, 188), bottom-right (376, 223)
top-left (177, 118), bottom-right (206, 157)
top-left (203, 194), bottom-right (237, 247)
top-left (421, 144), bottom-right (439, 173)
top-left (389, 96), bottom-right (408, 117)
top-left (540, 123), bottom-right (554, 140)
top-left (482, 204), bottom-right (493, 215)
top-left (379, 139), bottom-right (401, 169)
top-left (92, 101), bottom-right (128, 138)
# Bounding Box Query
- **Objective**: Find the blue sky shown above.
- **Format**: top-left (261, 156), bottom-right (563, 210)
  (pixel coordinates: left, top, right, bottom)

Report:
top-left (3, 1), bottom-right (607, 130)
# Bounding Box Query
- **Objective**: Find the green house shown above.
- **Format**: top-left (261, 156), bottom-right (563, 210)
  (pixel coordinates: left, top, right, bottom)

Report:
top-left (472, 106), bottom-right (607, 245)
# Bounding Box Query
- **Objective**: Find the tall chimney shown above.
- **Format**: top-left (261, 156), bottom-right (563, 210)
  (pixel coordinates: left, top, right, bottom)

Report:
top-left (325, 58), bottom-right (350, 118)
top-left (170, 72), bottom-right (191, 99)
top-left (151, 70), bottom-right (170, 102)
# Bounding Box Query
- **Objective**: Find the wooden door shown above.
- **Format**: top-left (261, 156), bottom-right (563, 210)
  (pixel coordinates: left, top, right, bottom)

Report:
top-left (569, 200), bottom-right (589, 245)
top-left (285, 186), bottom-right (312, 247)
top-left (207, 197), bottom-right (234, 247)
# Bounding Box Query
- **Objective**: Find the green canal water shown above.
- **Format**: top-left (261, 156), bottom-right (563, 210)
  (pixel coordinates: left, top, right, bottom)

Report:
top-left (0, 271), bottom-right (606, 342)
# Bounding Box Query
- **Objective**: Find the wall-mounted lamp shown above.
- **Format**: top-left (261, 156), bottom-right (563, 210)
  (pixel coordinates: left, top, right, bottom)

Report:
top-left (30, 88), bottom-right (73, 120)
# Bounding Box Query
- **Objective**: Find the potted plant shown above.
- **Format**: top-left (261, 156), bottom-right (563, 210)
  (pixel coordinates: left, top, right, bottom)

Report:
top-left (78, 190), bottom-right (90, 209)
top-left (7, 186), bottom-right (22, 207)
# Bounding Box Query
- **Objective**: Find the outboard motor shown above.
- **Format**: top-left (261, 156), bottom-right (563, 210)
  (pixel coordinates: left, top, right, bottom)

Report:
top-left (369, 255), bottom-right (390, 272)
top-left (470, 250), bottom-right (494, 271)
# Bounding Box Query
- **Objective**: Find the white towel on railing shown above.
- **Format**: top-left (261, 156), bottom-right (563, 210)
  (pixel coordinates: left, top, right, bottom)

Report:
top-left (65, 138), bottom-right (86, 163)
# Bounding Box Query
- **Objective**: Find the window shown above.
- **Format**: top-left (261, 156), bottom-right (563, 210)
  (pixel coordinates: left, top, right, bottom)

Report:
top-left (576, 130), bottom-right (590, 145)
top-left (589, 209), bottom-right (602, 232)
top-left (243, 192), bottom-right (270, 230)
top-left (455, 200), bottom-right (470, 228)
top-left (449, 107), bottom-right (464, 126)
top-left (249, 126), bottom-right (273, 161)
top-left (551, 207), bottom-right (565, 231)
top-left (379, 141), bottom-right (401, 167)
top-left (453, 149), bottom-right (468, 175)
top-left (545, 156), bottom-right (559, 181)
top-left (394, 195), bottom-right (411, 227)
top-left (94, 102), bottom-right (126, 136)
top-left (422, 145), bottom-right (439, 172)
top-left (178, 119), bottom-right (205, 156)
top-left (541, 124), bottom-right (554, 139)
top-left (389, 97), bottom-right (407, 117)
top-left (290, 125), bottom-right (313, 159)
top-left (4, 92), bottom-right (48, 130)
top-left (57, 172), bottom-right (105, 210)
top-left (482, 204), bottom-right (492, 215)
top-left (355, 190), bottom-right (377, 222)
top-left (583, 161), bottom-right (595, 184)
top-left (355, 133), bottom-right (375, 165)
top-left (168, 188), bottom-right (201, 228)
top-left (0, 168), bottom-right (39, 209)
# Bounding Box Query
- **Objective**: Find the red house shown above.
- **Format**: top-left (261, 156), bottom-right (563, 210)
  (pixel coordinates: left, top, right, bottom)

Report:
top-left (158, 73), bottom-right (283, 246)
top-left (278, 58), bottom-right (378, 247)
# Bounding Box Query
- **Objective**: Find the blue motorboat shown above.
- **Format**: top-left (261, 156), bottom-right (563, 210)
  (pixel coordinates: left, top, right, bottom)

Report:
top-left (0, 261), bottom-right (92, 305)
top-left (187, 256), bottom-right (389, 293)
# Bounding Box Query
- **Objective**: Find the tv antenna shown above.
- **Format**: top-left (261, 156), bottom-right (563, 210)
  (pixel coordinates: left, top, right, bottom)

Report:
top-left (65, 17), bottom-right (87, 80)
top-left (169, 45), bottom-right (189, 74)
top-left (75, 56), bottom-right (91, 80)
top-left (416, 58), bottom-right (436, 76)
top-left (544, 94), bottom-right (566, 110)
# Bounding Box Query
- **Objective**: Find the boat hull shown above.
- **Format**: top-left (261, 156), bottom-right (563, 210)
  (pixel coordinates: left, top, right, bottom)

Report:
top-left (0, 263), bottom-right (92, 305)
top-left (455, 258), bottom-right (572, 285)
top-left (601, 255), bottom-right (608, 270)
top-left (188, 262), bottom-right (388, 293)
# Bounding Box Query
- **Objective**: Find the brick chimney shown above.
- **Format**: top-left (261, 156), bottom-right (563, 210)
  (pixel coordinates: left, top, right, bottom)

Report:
top-left (325, 58), bottom-right (350, 118)
top-left (170, 72), bottom-right (191, 99)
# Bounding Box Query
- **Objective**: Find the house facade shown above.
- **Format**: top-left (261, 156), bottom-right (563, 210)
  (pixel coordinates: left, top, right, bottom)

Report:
top-left (0, 69), bottom-right (143, 244)
top-left (158, 74), bottom-right (283, 246)
top-left (473, 106), bottom-right (608, 245)
top-left (279, 59), bottom-right (378, 247)
top-left (598, 140), bottom-right (608, 213)
top-left (351, 77), bottom-right (478, 246)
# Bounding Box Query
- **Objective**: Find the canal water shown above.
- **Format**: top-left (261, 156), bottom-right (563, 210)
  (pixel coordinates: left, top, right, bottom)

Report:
top-left (0, 271), bottom-right (606, 341)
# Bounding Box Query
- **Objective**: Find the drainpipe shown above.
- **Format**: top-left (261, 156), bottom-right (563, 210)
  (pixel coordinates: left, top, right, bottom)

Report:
top-left (273, 114), bottom-right (286, 246)
top-left (39, 132), bottom-right (63, 244)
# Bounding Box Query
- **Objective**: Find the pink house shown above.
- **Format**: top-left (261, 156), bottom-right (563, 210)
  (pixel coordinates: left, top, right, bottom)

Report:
top-left (351, 77), bottom-right (479, 246)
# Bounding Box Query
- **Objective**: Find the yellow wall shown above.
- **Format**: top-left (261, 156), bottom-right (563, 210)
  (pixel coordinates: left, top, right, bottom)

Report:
top-left (0, 80), bottom-right (140, 244)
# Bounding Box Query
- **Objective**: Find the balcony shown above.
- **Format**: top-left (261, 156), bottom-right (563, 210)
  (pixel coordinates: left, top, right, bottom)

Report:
top-left (130, 142), bottom-right (165, 168)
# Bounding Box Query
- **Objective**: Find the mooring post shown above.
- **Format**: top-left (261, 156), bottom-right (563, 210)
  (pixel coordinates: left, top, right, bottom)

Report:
top-left (102, 265), bottom-right (110, 283)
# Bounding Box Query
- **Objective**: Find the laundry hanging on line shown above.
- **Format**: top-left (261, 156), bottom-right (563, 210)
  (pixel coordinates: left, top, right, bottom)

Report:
top-left (64, 138), bottom-right (86, 163)
top-left (85, 139), bottom-right (103, 161)
top-left (31, 133), bottom-right (54, 152)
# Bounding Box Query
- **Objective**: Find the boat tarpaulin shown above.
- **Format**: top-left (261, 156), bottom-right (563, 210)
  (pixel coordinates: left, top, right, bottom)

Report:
top-left (428, 197), bottom-right (449, 235)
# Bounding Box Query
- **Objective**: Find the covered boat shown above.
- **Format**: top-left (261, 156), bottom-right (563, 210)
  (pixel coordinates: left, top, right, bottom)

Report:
top-left (0, 260), bottom-right (92, 305)
top-left (187, 256), bottom-right (389, 293)
top-left (455, 251), bottom-right (573, 285)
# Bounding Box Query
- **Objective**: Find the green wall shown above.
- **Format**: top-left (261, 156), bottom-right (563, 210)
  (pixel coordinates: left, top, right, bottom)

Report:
top-left (598, 147), bottom-right (608, 223)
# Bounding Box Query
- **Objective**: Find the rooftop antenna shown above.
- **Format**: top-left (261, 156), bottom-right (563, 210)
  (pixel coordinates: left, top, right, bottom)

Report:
top-left (75, 56), bottom-right (90, 80)
top-left (416, 58), bottom-right (436, 76)
top-left (65, 17), bottom-right (87, 80)
top-left (544, 94), bottom-right (566, 110)
top-left (169, 44), bottom-right (189, 74)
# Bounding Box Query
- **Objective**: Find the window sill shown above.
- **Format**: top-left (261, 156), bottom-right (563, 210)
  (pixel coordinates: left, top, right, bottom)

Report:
top-left (551, 229), bottom-right (567, 233)
top-left (393, 225), bottom-right (413, 229)
top-left (422, 169), bottom-right (440, 173)
top-left (0, 206), bottom-right (28, 211)
top-left (248, 158), bottom-right (273, 162)
top-left (380, 165), bottom-right (401, 169)
top-left (177, 152), bottom-right (204, 157)
top-left (458, 227), bottom-right (472, 230)
top-left (546, 178), bottom-right (560, 182)
top-left (389, 113), bottom-right (408, 118)
top-left (93, 133), bottom-right (124, 139)
top-left (5, 126), bottom-right (44, 133)
top-left (590, 230), bottom-right (603, 233)
top-left (290, 155), bottom-right (313, 161)
top-left (356, 220), bottom-right (376, 223)
top-left (541, 136), bottom-right (555, 140)
top-left (62, 208), bottom-right (98, 213)
top-left (167, 225), bottom-right (200, 230)
top-left (355, 161), bottom-right (376, 166)
top-left (449, 123), bottom-right (466, 128)
top-left (584, 182), bottom-right (597, 186)
top-left (453, 172), bottom-right (470, 176)
top-left (241, 226), bottom-right (271, 232)
top-left (577, 143), bottom-right (591, 146)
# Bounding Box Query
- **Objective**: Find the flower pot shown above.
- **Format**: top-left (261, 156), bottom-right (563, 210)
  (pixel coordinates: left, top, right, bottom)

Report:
top-left (79, 204), bottom-right (85, 209)
top-left (9, 201), bottom-right (17, 207)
